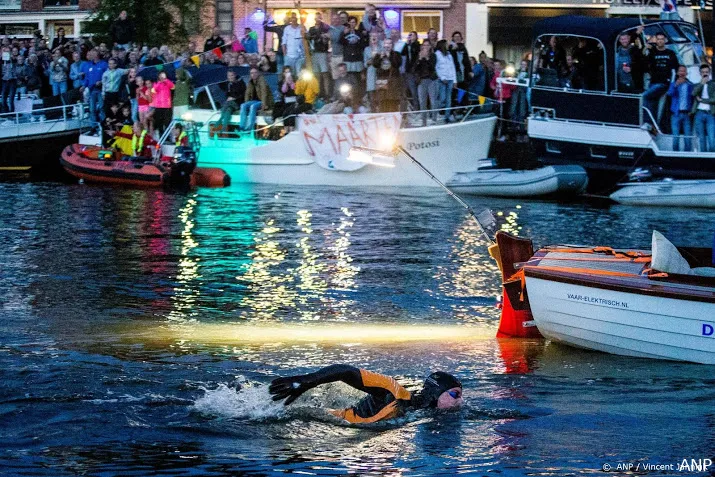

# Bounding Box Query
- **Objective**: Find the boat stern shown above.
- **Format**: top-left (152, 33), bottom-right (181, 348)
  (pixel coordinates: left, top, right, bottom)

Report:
top-left (491, 231), bottom-right (542, 339)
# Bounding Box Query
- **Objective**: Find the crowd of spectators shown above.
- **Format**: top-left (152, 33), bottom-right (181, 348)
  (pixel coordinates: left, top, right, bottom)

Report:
top-left (1, 5), bottom-right (517, 141)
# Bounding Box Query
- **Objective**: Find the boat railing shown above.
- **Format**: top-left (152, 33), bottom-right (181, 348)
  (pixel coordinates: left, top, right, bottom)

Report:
top-left (185, 100), bottom-right (497, 142)
top-left (641, 106), bottom-right (663, 135)
top-left (653, 133), bottom-right (708, 153)
top-left (0, 102), bottom-right (91, 137)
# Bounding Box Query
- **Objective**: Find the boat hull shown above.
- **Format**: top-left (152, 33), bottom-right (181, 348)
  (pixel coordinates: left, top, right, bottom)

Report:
top-left (195, 114), bottom-right (497, 187)
top-left (0, 130), bottom-right (81, 177)
top-left (60, 145), bottom-right (166, 187)
top-left (446, 165), bottom-right (588, 197)
top-left (610, 180), bottom-right (715, 207)
top-left (529, 119), bottom-right (715, 192)
top-left (525, 276), bottom-right (715, 364)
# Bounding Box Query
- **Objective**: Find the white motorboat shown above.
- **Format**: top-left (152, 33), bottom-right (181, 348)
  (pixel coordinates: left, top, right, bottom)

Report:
top-left (188, 107), bottom-right (496, 187)
top-left (492, 231), bottom-right (715, 364)
top-left (610, 179), bottom-right (715, 207)
top-left (446, 164), bottom-right (588, 197)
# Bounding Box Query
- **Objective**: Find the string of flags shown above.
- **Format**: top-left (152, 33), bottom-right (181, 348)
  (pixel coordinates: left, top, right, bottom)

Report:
top-left (139, 39), bottom-right (245, 72)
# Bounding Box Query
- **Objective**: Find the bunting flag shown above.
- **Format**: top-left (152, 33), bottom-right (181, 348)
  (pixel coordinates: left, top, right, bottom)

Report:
top-left (156, 63), bottom-right (164, 71)
top-left (212, 47), bottom-right (223, 59)
top-left (478, 95), bottom-right (486, 105)
top-left (190, 55), bottom-right (201, 67)
top-left (111, 125), bottom-right (134, 156)
top-left (173, 59), bottom-right (183, 69)
top-left (456, 88), bottom-right (466, 104)
top-left (231, 39), bottom-right (245, 52)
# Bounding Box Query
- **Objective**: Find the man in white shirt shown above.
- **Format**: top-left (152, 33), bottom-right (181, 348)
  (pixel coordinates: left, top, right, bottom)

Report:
top-left (693, 63), bottom-right (715, 152)
top-left (282, 13), bottom-right (305, 75)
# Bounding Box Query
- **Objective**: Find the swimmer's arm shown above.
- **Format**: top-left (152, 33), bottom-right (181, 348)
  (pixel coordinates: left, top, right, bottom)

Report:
top-left (308, 365), bottom-right (410, 400)
top-left (270, 364), bottom-right (409, 405)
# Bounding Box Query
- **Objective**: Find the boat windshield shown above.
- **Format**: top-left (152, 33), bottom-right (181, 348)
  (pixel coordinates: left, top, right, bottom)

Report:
top-left (532, 34), bottom-right (606, 92)
top-left (619, 22), bottom-right (705, 86)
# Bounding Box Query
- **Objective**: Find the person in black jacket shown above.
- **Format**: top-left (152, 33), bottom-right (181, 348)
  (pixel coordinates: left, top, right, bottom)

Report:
top-left (218, 70), bottom-right (246, 132)
top-left (50, 28), bottom-right (69, 52)
top-left (402, 31), bottom-right (421, 110)
top-left (204, 26), bottom-right (225, 52)
top-left (643, 31), bottom-right (678, 124)
top-left (264, 14), bottom-right (288, 72)
top-left (270, 364), bottom-right (463, 425)
top-left (110, 11), bottom-right (135, 50)
top-left (340, 16), bottom-right (366, 80)
top-left (415, 42), bottom-right (439, 124)
top-left (449, 31), bottom-right (472, 92)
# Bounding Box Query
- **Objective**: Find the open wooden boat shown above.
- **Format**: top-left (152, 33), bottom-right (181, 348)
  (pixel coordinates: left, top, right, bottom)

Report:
top-left (491, 231), bottom-right (715, 364)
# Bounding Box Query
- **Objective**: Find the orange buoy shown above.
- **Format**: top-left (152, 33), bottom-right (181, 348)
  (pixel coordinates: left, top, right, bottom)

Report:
top-left (190, 167), bottom-right (231, 187)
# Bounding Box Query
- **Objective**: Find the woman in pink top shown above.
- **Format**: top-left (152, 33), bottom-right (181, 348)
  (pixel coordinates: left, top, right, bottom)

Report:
top-left (151, 71), bottom-right (175, 134)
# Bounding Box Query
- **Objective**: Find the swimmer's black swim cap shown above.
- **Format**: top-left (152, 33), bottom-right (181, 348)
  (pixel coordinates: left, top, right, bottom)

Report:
top-left (413, 372), bottom-right (462, 408)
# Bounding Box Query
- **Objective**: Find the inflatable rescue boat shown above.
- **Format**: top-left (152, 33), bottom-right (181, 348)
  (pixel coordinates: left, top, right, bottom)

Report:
top-left (60, 144), bottom-right (230, 188)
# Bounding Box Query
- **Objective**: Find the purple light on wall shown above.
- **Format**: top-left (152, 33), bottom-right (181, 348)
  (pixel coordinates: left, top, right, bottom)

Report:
top-left (383, 9), bottom-right (399, 29)
top-left (251, 8), bottom-right (266, 22)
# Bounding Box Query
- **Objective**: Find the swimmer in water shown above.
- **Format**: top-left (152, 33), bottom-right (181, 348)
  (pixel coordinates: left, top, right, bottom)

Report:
top-left (269, 364), bottom-right (463, 424)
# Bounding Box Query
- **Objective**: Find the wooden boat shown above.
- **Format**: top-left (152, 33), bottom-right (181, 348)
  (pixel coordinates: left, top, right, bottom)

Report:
top-left (60, 144), bottom-right (230, 188)
top-left (610, 179), bottom-right (715, 207)
top-left (491, 231), bottom-right (715, 364)
top-left (446, 164), bottom-right (588, 197)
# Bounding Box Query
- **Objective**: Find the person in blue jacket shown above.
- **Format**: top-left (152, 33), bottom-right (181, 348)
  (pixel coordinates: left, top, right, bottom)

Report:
top-left (667, 64), bottom-right (694, 151)
top-left (81, 49), bottom-right (108, 123)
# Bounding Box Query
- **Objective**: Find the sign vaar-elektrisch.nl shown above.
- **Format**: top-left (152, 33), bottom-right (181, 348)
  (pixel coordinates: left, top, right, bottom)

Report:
top-left (566, 293), bottom-right (629, 309)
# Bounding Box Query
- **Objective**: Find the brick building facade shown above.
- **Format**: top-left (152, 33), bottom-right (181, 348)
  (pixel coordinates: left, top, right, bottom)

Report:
top-left (0, 0), bottom-right (97, 40)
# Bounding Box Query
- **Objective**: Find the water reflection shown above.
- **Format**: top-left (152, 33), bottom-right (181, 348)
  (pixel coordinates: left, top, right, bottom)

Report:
top-left (168, 196), bottom-right (200, 322)
top-left (433, 214), bottom-right (501, 324)
top-left (238, 217), bottom-right (298, 320)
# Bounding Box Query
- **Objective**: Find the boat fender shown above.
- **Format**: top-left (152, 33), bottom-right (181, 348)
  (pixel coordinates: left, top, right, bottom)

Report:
top-left (190, 167), bottom-right (231, 188)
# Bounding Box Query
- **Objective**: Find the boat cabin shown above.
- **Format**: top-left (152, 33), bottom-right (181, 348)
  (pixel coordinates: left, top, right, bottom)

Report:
top-left (529, 15), bottom-right (706, 128)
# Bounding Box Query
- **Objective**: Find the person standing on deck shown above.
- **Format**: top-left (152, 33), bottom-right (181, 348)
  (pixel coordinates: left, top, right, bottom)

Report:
top-left (643, 32), bottom-right (678, 126)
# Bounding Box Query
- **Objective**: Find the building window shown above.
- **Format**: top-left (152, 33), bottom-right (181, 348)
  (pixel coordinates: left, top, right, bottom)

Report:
top-left (401, 10), bottom-right (442, 41)
top-left (47, 21), bottom-right (75, 38)
top-left (0, 0), bottom-right (21, 10)
top-left (216, 0), bottom-right (233, 36)
top-left (0, 23), bottom-right (38, 36)
top-left (44, 0), bottom-right (78, 7)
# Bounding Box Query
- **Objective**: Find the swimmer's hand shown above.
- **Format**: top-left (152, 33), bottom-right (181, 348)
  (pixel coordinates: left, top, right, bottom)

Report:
top-left (269, 375), bottom-right (313, 405)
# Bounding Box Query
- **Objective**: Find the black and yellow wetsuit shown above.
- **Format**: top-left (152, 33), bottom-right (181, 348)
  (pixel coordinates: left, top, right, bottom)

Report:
top-left (269, 364), bottom-right (412, 424)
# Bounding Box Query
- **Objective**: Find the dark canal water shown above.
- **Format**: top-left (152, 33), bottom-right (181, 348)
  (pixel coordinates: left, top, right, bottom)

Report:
top-left (1, 182), bottom-right (714, 476)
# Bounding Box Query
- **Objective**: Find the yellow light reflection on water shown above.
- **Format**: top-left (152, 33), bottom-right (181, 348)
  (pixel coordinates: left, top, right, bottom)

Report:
top-left (497, 207), bottom-right (523, 236)
top-left (168, 197), bottom-right (201, 321)
top-left (237, 218), bottom-right (299, 320)
top-left (151, 322), bottom-right (494, 345)
top-left (236, 207), bottom-right (361, 321)
top-left (330, 207), bottom-right (360, 291)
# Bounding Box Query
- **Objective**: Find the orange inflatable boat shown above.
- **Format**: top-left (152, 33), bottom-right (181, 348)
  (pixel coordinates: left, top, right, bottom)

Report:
top-left (60, 145), bottom-right (230, 188)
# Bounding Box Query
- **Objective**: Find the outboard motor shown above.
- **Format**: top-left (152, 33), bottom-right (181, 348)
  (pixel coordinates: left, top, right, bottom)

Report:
top-left (168, 146), bottom-right (197, 187)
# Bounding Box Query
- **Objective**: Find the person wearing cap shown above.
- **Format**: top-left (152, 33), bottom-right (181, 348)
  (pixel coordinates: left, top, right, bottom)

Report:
top-left (269, 364), bottom-right (463, 424)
